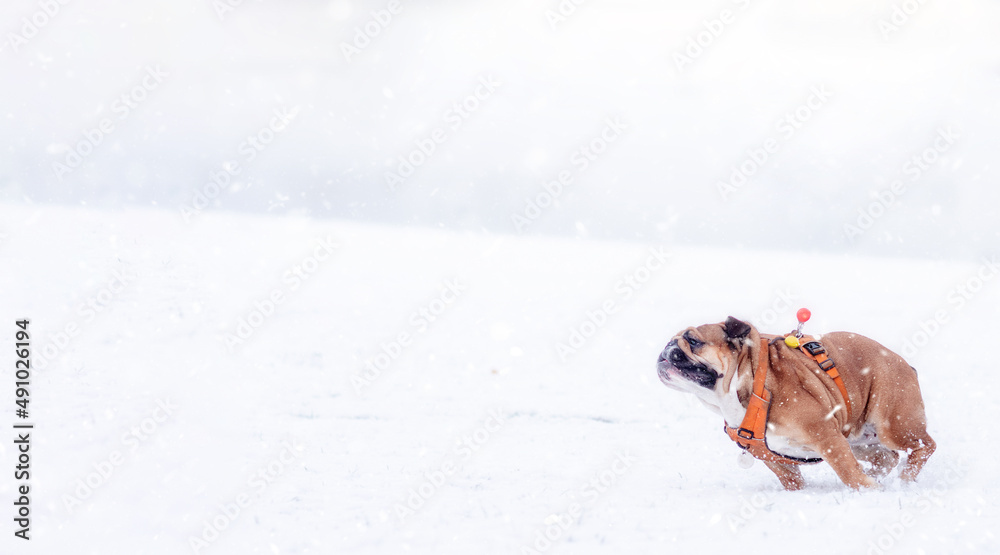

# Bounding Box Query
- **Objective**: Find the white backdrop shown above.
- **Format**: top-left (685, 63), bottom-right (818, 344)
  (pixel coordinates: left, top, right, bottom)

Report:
top-left (1, 0), bottom-right (997, 259)
top-left (1, 2), bottom-right (999, 554)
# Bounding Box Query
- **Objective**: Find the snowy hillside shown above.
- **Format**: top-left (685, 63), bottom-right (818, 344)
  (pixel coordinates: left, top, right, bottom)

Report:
top-left (0, 203), bottom-right (996, 554)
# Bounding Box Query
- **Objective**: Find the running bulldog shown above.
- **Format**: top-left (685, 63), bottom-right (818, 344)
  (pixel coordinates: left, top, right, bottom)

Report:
top-left (656, 316), bottom-right (935, 490)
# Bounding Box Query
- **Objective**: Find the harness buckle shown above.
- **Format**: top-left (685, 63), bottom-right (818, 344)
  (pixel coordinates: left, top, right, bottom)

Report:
top-left (819, 358), bottom-right (835, 371)
top-left (737, 427), bottom-right (755, 440)
top-left (802, 341), bottom-right (825, 356)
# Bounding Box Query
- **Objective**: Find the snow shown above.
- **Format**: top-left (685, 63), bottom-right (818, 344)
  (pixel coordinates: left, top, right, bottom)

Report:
top-left (1, 203), bottom-right (997, 554)
top-left (3, 0), bottom-right (999, 259)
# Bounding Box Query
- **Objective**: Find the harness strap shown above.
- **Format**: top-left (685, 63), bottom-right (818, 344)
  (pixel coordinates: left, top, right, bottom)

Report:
top-left (798, 338), bottom-right (852, 420)
top-left (724, 339), bottom-right (821, 465)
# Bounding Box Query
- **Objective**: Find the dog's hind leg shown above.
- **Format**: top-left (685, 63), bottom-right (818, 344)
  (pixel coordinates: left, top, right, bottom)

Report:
top-left (873, 420), bottom-right (935, 482)
top-left (898, 434), bottom-right (935, 482)
top-left (869, 387), bottom-right (935, 482)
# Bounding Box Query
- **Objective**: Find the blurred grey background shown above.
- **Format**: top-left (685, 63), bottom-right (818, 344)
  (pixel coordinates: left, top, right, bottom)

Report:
top-left (1, 0), bottom-right (997, 259)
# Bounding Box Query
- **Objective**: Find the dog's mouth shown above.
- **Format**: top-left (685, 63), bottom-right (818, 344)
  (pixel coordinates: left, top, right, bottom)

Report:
top-left (657, 341), bottom-right (720, 390)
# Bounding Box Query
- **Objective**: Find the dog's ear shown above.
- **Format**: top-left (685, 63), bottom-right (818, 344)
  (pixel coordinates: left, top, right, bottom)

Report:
top-left (723, 316), bottom-right (752, 345)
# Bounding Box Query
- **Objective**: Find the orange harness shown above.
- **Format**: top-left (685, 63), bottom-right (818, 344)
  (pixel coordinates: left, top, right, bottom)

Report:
top-left (724, 337), bottom-right (852, 465)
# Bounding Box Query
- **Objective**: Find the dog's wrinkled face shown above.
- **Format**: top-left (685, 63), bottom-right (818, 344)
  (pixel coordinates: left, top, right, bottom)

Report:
top-left (657, 317), bottom-right (753, 398)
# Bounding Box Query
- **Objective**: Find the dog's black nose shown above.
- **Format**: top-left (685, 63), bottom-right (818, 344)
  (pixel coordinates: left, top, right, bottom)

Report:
top-left (659, 339), bottom-right (680, 364)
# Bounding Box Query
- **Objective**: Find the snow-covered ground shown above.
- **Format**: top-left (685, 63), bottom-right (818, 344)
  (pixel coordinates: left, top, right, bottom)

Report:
top-left (0, 203), bottom-right (997, 554)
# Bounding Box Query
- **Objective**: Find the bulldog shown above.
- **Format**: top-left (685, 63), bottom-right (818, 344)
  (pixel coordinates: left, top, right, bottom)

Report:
top-left (656, 316), bottom-right (935, 490)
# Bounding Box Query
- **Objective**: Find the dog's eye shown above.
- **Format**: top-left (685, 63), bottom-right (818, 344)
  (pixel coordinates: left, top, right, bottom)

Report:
top-left (685, 334), bottom-right (701, 349)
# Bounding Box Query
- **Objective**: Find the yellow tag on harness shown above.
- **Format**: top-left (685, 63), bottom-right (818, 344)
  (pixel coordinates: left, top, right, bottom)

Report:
top-left (784, 335), bottom-right (800, 348)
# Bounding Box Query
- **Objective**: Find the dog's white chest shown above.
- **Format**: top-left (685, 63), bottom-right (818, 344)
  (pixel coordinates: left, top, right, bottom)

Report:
top-left (711, 377), bottom-right (823, 461)
top-left (764, 430), bottom-right (821, 460)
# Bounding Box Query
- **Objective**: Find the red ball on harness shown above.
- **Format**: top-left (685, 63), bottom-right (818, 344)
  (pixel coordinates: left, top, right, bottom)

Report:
top-left (796, 308), bottom-right (811, 323)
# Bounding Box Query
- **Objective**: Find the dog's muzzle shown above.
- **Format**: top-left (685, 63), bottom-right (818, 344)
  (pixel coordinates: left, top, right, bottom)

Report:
top-left (657, 339), bottom-right (682, 385)
top-left (657, 339), bottom-right (720, 390)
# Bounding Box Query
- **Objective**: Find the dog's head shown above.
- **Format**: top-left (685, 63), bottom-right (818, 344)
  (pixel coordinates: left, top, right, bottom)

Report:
top-left (656, 316), bottom-right (760, 399)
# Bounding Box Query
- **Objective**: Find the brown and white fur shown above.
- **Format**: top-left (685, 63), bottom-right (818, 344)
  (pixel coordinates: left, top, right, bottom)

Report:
top-left (656, 316), bottom-right (935, 490)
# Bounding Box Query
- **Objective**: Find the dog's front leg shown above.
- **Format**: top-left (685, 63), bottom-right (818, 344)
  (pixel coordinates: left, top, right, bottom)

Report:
top-left (814, 429), bottom-right (877, 490)
top-left (851, 442), bottom-right (900, 479)
top-left (763, 460), bottom-right (805, 491)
